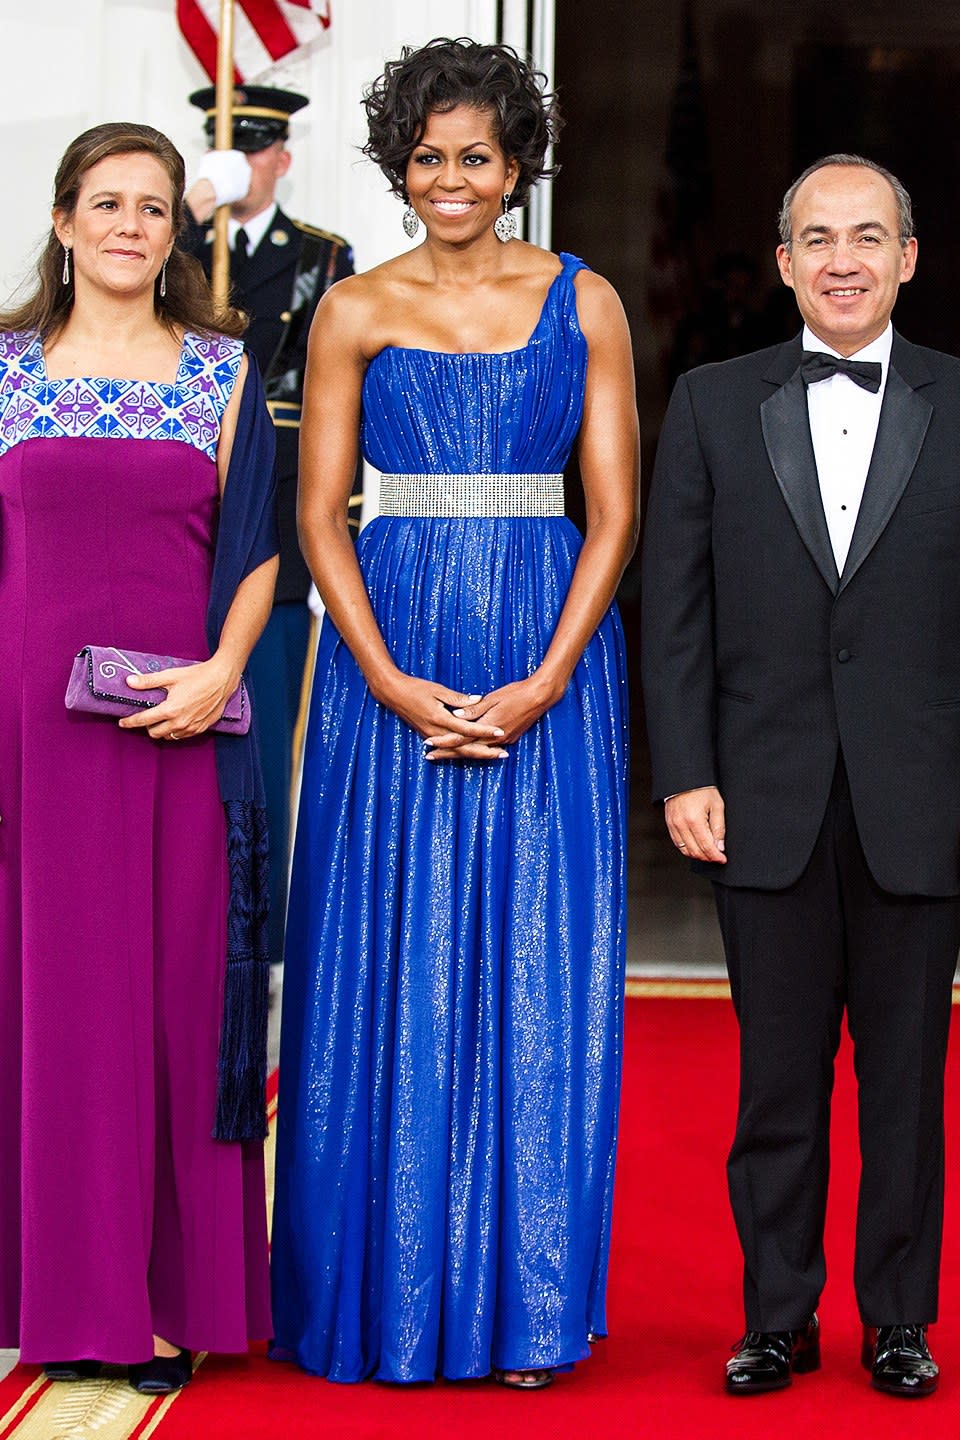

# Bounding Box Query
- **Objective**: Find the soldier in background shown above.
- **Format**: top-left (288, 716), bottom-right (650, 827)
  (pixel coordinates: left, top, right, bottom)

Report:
top-left (184, 84), bottom-right (357, 967)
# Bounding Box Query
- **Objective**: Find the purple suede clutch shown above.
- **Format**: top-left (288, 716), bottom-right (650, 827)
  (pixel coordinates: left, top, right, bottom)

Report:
top-left (64, 645), bottom-right (251, 735)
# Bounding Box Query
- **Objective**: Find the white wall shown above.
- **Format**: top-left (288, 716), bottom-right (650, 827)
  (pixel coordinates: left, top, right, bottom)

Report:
top-left (3, 0), bottom-right (552, 531)
top-left (2, 0), bottom-right (502, 300)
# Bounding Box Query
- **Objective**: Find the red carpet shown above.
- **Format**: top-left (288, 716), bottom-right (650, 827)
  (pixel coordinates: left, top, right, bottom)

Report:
top-left (5, 991), bottom-right (960, 1438)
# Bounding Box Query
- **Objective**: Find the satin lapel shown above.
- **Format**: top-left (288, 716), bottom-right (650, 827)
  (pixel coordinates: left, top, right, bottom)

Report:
top-left (837, 364), bottom-right (933, 592)
top-left (761, 370), bottom-right (840, 595)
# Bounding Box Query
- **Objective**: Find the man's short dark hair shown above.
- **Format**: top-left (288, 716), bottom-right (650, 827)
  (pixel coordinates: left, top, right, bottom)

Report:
top-left (779, 154), bottom-right (914, 248)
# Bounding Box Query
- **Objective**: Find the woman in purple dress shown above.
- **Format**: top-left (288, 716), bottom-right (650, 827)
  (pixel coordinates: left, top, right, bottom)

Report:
top-left (0, 123), bottom-right (278, 1392)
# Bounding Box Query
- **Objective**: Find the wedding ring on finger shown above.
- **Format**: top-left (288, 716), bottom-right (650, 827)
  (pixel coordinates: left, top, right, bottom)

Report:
top-left (677, 842), bottom-right (688, 850)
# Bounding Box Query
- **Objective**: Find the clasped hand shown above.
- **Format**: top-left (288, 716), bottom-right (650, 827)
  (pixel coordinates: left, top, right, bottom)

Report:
top-left (118, 660), bottom-right (236, 741)
top-left (382, 672), bottom-right (557, 762)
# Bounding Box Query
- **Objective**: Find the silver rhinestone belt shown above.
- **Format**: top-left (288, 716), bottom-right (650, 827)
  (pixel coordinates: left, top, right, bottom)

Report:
top-left (379, 472), bottom-right (564, 518)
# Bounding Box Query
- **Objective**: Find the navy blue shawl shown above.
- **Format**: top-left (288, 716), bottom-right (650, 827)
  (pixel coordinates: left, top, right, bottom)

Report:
top-left (206, 354), bottom-right (278, 1140)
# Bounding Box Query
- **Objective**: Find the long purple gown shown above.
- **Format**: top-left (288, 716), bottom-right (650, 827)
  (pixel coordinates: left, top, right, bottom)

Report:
top-left (0, 330), bottom-right (270, 1363)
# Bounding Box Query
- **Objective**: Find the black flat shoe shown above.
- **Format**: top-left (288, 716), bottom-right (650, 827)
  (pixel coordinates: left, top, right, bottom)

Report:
top-left (128, 1348), bottom-right (193, 1395)
top-left (725, 1315), bottom-right (821, 1394)
top-left (43, 1360), bottom-right (103, 1381)
top-left (862, 1324), bottom-right (938, 1397)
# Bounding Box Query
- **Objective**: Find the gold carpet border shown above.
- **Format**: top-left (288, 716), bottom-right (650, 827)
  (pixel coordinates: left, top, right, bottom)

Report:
top-left (0, 1373), bottom-right (43, 1437)
top-left (1, 1358), bottom-right (208, 1439)
top-left (2, 1084), bottom-right (281, 1437)
top-left (136, 1374), bottom-right (201, 1440)
top-left (625, 978), bottom-right (731, 999)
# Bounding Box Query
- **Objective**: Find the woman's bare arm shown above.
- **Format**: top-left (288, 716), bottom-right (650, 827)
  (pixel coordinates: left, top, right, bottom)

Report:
top-left (429, 269), bottom-right (640, 759)
top-left (296, 277), bottom-right (508, 753)
top-left (121, 355), bottom-right (278, 738)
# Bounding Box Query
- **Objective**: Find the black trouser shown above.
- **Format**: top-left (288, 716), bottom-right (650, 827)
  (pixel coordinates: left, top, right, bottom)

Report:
top-left (714, 756), bottom-right (960, 1330)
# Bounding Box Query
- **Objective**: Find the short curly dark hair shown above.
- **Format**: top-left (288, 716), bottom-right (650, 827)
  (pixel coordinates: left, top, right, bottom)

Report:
top-left (362, 36), bottom-right (561, 210)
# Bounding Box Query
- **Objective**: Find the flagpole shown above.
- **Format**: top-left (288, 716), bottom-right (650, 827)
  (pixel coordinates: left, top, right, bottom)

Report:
top-left (211, 0), bottom-right (236, 310)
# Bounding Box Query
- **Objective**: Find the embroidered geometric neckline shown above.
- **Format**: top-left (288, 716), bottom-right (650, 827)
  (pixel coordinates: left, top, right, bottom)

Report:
top-left (0, 330), bottom-right (243, 462)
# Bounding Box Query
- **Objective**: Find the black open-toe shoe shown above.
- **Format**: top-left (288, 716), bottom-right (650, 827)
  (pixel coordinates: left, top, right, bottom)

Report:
top-left (128, 1348), bottom-right (193, 1395)
top-left (492, 1367), bottom-right (554, 1390)
top-left (43, 1360), bottom-right (103, 1381)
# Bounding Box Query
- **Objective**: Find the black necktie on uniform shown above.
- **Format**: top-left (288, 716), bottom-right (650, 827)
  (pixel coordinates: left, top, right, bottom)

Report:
top-left (800, 350), bottom-right (883, 393)
top-left (232, 226), bottom-right (250, 278)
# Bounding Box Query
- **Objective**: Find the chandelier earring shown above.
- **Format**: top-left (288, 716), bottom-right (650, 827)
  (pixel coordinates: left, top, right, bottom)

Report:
top-left (61, 245), bottom-right (72, 286)
top-left (402, 200), bottom-right (420, 239)
top-left (159, 258), bottom-right (168, 299)
top-left (494, 192), bottom-right (517, 244)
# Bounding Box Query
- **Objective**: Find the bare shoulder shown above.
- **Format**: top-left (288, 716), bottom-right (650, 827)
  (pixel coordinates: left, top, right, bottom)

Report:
top-left (508, 240), bottom-right (566, 277)
top-left (307, 269), bottom-right (380, 359)
top-left (571, 267), bottom-right (629, 337)
top-left (312, 269), bottom-right (373, 326)
top-left (489, 241), bottom-right (566, 294)
top-left (309, 257), bottom-right (417, 355)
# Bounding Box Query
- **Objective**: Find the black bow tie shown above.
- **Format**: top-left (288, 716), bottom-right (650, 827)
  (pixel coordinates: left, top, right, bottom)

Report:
top-left (800, 350), bottom-right (882, 393)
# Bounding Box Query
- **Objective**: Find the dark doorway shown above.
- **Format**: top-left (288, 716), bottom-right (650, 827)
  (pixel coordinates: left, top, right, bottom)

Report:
top-left (552, 1), bottom-right (960, 973)
top-left (792, 42), bottom-right (960, 353)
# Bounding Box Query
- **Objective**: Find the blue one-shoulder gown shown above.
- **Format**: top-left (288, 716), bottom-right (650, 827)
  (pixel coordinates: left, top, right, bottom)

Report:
top-left (272, 254), bottom-right (629, 1382)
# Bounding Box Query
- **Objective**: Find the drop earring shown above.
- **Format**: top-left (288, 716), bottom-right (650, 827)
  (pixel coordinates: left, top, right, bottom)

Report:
top-left (402, 203), bottom-right (420, 239)
top-left (494, 192), bottom-right (517, 244)
top-left (62, 245), bottom-right (71, 285)
top-left (159, 259), bottom-right (167, 299)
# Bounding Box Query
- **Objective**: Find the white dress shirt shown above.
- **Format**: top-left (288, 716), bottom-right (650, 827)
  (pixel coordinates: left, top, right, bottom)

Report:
top-left (802, 322), bottom-right (892, 572)
top-left (228, 204), bottom-right (278, 256)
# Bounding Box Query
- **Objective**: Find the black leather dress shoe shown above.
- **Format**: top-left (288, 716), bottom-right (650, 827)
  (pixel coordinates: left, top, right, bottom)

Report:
top-left (43, 1360), bottom-right (103, 1381)
top-left (128, 1348), bottom-right (193, 1395)
top-left (862, 1324), bottom-right (938, 1397)
top-left (725, 1315), bottom-right (821, 1394)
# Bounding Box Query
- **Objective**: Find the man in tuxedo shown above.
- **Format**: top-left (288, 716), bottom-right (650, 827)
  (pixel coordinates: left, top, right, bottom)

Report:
top-left (642, 154), bottom-right (960, 1398)
top-left (183, 86), bottom-right (356, 967)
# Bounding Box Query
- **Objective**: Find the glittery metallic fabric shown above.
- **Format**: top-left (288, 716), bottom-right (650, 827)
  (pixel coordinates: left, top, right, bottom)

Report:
top-left (272, 254), bottom-right (629, 1382)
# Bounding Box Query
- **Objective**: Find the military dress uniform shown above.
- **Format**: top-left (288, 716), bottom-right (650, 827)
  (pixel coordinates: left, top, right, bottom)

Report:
top-left (183, 201), bottom-right (356, 591)
top-left (184, 86), bottom-right (358, 966)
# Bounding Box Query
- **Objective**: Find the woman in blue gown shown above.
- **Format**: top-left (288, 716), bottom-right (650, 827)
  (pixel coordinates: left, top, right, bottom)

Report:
top-left (272, 37), bottom-right (640, 1388)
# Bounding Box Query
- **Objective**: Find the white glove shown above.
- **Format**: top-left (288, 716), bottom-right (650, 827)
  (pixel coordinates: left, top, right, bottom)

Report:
top-left (307, 583), bottom-right (326, 620)
top-left (194, 149), bottom-right (251, 207)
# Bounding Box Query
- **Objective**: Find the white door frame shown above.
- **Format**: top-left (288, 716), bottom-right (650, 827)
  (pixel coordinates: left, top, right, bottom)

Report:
top-left (498, 0), bottom-right (557, 249)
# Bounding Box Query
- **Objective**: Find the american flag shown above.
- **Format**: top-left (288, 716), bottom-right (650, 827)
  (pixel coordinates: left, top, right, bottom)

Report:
top-left (176, 0), bottom-right (331, 84)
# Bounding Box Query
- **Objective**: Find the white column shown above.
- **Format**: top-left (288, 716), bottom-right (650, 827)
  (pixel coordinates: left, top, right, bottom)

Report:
top-left (1, 1), bottom-right (564, 298)
top-left (475, 0), bottom-right (556, 247)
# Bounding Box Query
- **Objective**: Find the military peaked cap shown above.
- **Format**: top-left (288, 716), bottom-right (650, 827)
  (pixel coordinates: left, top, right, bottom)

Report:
top-left (189, 84), bottom-right (309, 153)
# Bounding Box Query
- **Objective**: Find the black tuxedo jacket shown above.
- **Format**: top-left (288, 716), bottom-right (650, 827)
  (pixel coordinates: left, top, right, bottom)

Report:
top-left (641, 331), bottom-right (960, 895)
